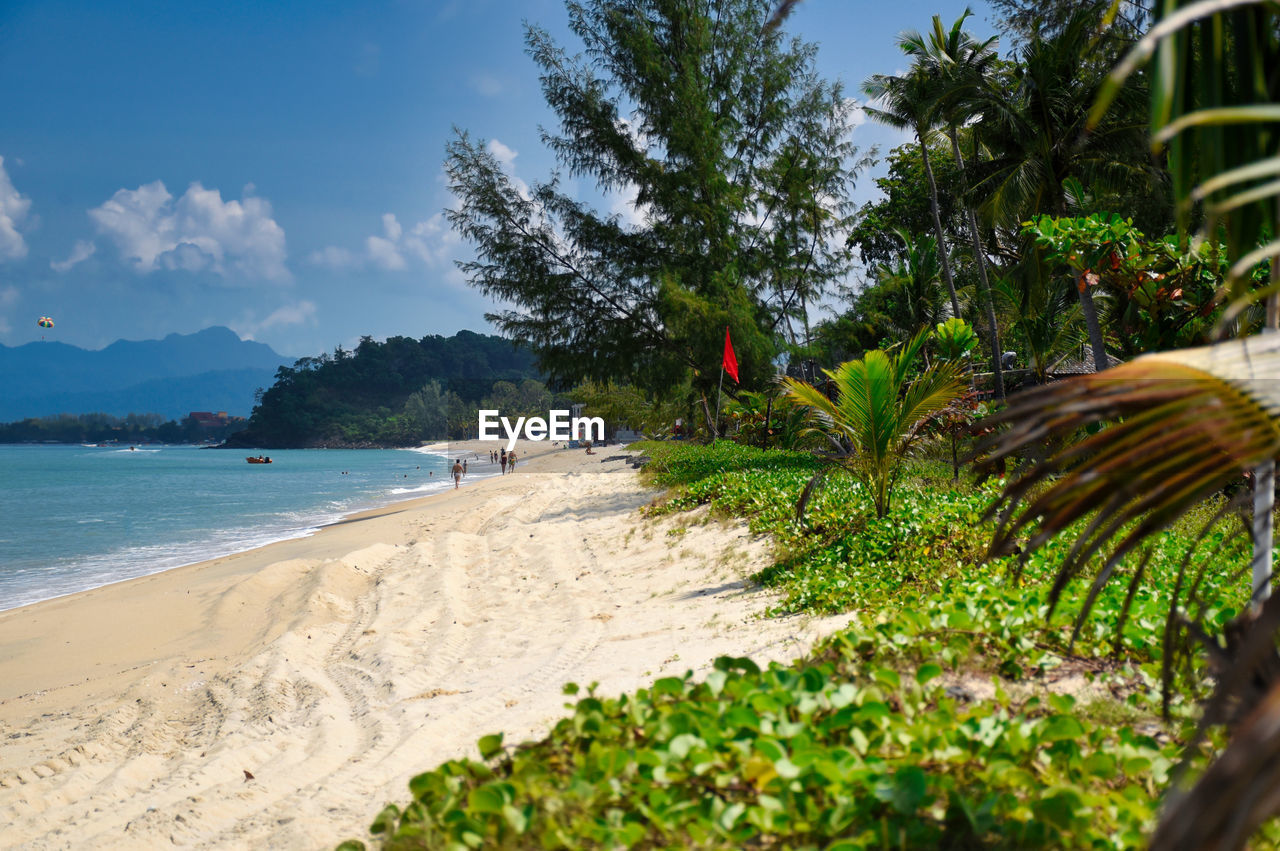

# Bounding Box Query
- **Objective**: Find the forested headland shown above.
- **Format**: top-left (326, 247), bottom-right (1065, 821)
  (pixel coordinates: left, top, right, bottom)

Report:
top-left (0, 412), bottom-right (247, 445)
top-left (223, 330), bottom-right (560, 448)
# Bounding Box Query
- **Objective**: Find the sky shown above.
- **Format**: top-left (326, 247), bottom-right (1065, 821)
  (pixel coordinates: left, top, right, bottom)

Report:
top-left (0, 0), bottom-right (1000, 358)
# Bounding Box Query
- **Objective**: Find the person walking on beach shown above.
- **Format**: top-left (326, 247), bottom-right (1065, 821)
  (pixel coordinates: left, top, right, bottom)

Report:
top-left (508, 450), bottom-right (517, 471)
top-left (463, 459), bottom-right (468, 475)
top-left (452, 459), bottom-right (463, 489)
top-left (500, 448), bottom-right (507, 474)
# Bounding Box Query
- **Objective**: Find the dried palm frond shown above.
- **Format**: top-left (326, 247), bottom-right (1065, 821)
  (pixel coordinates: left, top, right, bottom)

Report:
top-left (1152, 589), bottom-right (1280, 851)
top-left (976, 332), bottom-right (1280, 643)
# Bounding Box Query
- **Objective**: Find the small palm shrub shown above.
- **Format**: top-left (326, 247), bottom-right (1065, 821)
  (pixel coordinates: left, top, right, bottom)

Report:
top-left (783, 331), bottom-right (964, 518)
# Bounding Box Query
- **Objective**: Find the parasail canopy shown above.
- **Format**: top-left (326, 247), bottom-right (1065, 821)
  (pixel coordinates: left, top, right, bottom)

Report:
top-left (37, 316), bottom-right (54, 328)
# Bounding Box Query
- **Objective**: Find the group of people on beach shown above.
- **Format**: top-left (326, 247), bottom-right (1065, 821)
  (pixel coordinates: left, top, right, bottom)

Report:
top-left (488, 448), bottom-right (516, 474)
top-left (452, 448), bottom-right (518, 488)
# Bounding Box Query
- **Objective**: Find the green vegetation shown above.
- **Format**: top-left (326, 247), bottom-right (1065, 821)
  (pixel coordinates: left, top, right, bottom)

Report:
top-left (819, 2), bottom-right (1170, 395)
top-left (342, 443), bottom-right (1273, 849)
top-left (782, 332), bottom-right (964, 518)
top-left (226, 331), bottom-right (545, 448)
top-left (332, 0), bottom-right (1280, 843)
top-left (0, 411), bottom-right (246, 445)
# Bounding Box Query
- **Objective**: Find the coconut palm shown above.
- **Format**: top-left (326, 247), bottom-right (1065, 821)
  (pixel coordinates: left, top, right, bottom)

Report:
top-left (993, 275), bottom-right (1083, 383)
top-left (901, 9), bottom-right (1007, 399)
top-left (973, 6), bottom-right (1154, 373)
top-left (863, 69), bottom-right (961, 320)
top-left (783, 330), bottom-right (964, 519)
top-left (871, 228), bottom-right (950, 337)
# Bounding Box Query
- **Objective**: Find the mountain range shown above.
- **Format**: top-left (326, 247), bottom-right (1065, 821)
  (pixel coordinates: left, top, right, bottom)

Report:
top-left (0, 327), bottom-right (292, 422)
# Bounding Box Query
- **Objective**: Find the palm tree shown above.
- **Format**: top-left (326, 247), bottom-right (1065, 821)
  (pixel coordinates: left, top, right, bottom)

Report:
top-left (972, 7), bottom-right (1153, 374)
top-left (871, 228), bottom-right (949, 336)
top-left (992, 274), bottom-right (1083, 383)
top-left (863, 69), bottom-right (961, 320)
top-left (783, 331), bottom-right (963, 518)
top-left (902, 9), bottom-right (1007, 399)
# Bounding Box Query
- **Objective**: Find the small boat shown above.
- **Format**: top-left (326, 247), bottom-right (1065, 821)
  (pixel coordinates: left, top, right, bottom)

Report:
top-left (246, 456), bottom-right (273, 464)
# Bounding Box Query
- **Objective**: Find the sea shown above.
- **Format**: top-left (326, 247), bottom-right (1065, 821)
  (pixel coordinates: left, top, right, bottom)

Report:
top-left (0, 443), bottom-right (496, 612)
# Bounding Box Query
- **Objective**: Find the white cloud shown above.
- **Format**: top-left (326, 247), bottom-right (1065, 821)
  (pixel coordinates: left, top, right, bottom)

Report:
top-left (367, 237), bottom-right (406, 270)
top-left (471, 74), bottom-right (502, 97)
top-left (486, 139), bottom-right (518, 168)
top-left (367, 213), bottom-right (408, 270)
top-left (402, 213), bottom-right (457, 265)
top-left (484, 138), bottom-right (531, 201)
top-left (306, 245), bottom-right (356, 269)
top-left (380, 212), bottom-right (402, 242)
top-left (607, 182), bottom-right (648, 229)
top-left (89, 181), bottom-right (289, 281)
top-left (258, 300), bottom-right (317, 330)
top-left (0, 157), bottom-right (32, 261)
top-left (845, 97), bottom-right (867, 129)
top-left (50, 239), bottom-right (96, 272)
top-left (311, 209), bottom-right (462, 273)
top-left (231, 300), bottom-right (318, 340)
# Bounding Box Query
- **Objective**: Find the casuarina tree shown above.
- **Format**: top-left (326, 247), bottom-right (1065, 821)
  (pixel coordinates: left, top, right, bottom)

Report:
top-left (445, 0), bottom-right (864, 427)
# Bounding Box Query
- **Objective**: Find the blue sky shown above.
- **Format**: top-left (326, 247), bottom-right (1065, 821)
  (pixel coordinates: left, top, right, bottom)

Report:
top-left (0, 0), bottom-right (998, 357)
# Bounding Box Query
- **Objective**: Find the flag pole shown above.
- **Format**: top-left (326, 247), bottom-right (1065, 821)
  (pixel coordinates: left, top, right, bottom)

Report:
top-left (714, 364), bottom-right (724, 439)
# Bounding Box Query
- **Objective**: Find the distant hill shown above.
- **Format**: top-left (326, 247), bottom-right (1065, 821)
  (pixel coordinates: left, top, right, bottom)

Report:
top-left (0, 327), bottom-right (290, 421)
top-left (225, 331), bottom-right (544, 448)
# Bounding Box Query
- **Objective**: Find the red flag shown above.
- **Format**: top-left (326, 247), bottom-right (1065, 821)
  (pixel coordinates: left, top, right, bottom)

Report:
top-left (722, 327), bottom-right (739, 383)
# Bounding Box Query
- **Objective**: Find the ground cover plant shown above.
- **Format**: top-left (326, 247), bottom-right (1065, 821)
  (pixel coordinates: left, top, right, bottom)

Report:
top-left (342, 442), bottom-right (1276, 849)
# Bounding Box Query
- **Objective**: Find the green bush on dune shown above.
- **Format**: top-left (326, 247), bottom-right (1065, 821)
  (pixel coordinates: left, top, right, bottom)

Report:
top-left (342, 442), bottom-right (1263, 849)
top-left (645, 442), bottom-right (1245, 660)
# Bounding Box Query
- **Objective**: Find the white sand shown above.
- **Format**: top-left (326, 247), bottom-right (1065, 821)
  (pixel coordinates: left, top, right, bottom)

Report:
top-left (0, 440), bottom-right (853, 849)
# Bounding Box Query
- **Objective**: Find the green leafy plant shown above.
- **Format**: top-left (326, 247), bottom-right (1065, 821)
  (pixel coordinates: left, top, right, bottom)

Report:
top-left (722, 388), bottom-right (811, 451)
top-left (931, 317), bottom-right (978, 364)
top-left (783, 331), bottom-right (964, 518)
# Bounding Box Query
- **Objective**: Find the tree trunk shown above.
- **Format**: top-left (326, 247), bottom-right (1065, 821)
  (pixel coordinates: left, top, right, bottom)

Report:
top-left (951, 431), bottom-right (959, 482)
top-left (700, 392), bottom-right (717, 438)
top-left (800, 290), bottom-right (813, 350)
top-left (1077, 272), bottom-right (1110, 372)
top-left (949, 126), bottom-right (1004, 400)
top-left (1053, 197), bottom-right (1109, 374)
top-left (918, 133), bottom-right (961, 319)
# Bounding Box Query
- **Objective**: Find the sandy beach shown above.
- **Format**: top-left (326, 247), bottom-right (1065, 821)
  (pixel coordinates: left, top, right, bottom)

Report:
top-left (0, 440), bottom-right (854, 849)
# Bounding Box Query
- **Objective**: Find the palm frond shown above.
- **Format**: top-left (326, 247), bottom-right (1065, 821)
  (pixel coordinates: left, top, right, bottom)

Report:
top-left (978, 333), bottom-right (1280, 625)
top-left (897, 363), bottom-right (965, 446)
top-left (796, 463), bottom-right (836, 523)
top-left (1151, 677), bottom-right (1280, 850)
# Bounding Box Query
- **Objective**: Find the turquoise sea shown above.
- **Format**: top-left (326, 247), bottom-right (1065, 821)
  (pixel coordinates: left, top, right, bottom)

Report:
top-left (0, 444), bottom-right (496, 612)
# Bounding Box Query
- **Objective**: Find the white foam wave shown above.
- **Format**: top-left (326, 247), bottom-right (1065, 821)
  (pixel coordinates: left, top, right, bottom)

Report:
top-left (389, 482), bottom-right (451, 495)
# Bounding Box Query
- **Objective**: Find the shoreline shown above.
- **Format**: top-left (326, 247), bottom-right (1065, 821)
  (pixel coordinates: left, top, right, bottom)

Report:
top-left (0, 441), bottom-right (854, 849)
top-left (0, 440), bottom-right (532, 616)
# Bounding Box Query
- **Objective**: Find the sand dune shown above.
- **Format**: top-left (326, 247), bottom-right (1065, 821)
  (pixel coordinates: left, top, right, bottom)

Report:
top-left (0, 441), bottom-right (853, 849)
